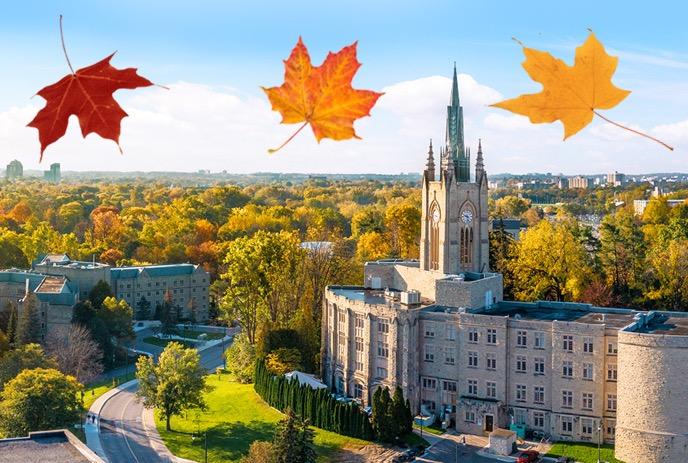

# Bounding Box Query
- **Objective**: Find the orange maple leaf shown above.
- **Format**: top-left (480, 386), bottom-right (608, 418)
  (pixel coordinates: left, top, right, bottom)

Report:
top-left (492, 32), bottom-right (673, 151)
top-left (263, 38), bottom-right (383, 153)
top-left (28, 16), bottom-right (153, 160)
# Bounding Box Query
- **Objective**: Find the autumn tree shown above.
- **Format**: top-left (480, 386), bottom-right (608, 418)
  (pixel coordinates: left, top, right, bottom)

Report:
top-left (0, 344), bottom-right (57, 390)
top-left (272, 408), bottom-right (316, 463)
top-left (510, 220), bottom-right (591, 301)
top-left (489, 218), bottom-right (517, 299)
top-left (224, 332), bottom-right (256, 383)
top-left (45, 324), bottom-right (103, 384)
top-left (356, 231), bottom-right (391, 262)
top-left (0, 331), bottom-right (9, 358)
top-left (0, 368), bottom-right (82, 438)
top-left (136, 342), bottom-right (208, 431)
top-left (265, 348), bottom-right (302, 376)
top-left (240, 441), bottom-right (274, 463)
top-left (100, 297), bottom-right (134, 339)
top-left (384, 203), bottom-right (421, 258)
top-left (88, 280), bottom-right (114, 309)
top-left (647, 239), bottom-right (688, 311)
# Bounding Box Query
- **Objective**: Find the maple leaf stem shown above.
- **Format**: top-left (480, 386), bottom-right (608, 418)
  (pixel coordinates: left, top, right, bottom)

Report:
top-left (593, 110), bottom-right (674, 151)
top-left (59, 15), bottom-right (75, 75)
top-left (268, 121), bottom-right (309, 154)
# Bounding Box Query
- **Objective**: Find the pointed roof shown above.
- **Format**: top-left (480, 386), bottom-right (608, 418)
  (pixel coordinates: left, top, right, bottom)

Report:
top-left (450, 62), bottom-right (460, 107)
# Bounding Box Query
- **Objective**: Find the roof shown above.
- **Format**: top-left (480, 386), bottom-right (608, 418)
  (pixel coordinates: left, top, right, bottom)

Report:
top-left (328, 286), bottom-right (433, 309)
top-left (35, 276), bottom-right (68, 294)
top-left (0, 271), bottom-right (77, 306)
top-left (284, 371), bottom-right (327, 390)
top-left (490, 428), bottom-right (516, 439)
top-left (0, 430), bottom-right (105, 463)
top-left (627, 312), bottom-right (688, 335)
top-left (111, 264), bottom-right (199, 279)
top-left (478, 301), bottom-right (637, 328)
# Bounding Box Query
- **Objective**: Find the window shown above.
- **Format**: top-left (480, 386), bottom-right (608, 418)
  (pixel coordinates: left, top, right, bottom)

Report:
top-left (468, 351), bottom-right (478, 368)
top-left (377, 341), bottom-right (388, 358)
top-left (607, 364), bottom-right (617, 381)
top-left (377, 318), bottom-right (389, 334)
top-left (516, 384), bottom-right (527, 402)
top-left (583, 363), bottom-right (594, 380)
top-left (562, 360), bottom-right (573, 378)
top-left (425, 324), bottom-right (435, 338)
top-left (376, 367), bottom-right (387, 379)
top-left (486, 352), bottom-right (496, 370)
top-left (422, 378), bottom-right (437, 390)
top-left (465, 411), bottom-right (476, 423)
top-left (516, 355), bottom-right (527, 373)
top-left (486, 328), bottom-right (497, 345)
top-left (424, 345), bottom-right (434, 363)
top-left (444, 346), bottom-right (455, 365)
top-left (607, 342), bottom-right (618, 355)
top-left (517, 330), bottom-right (527, 347)
top-left (533, 411), bottom-right (545, 428)
top-left (606, 421), bottom-right (616, 437)
top-left (467, 379), bottom-right (478, 396)
top-left (442, 381), bottom-right (457, 392)
top-left (534, 386), bottom-right (545, 404)
top-left (355, 337), bottom-right (364, 352)
top-left (486, 381), bottom-right (496, 398)
top-left (607, 394), bottom-right (617, 411)
top-left (355, 350), bottom-right (364, 372)
top-left (534, 357), bottom-right (545, 375)
top-left (514, 408), bottom-right (527, 425)
top-left (562, 390), bottom-right (573, 408)
top-left (534, 331), bottom-right (545, 349)
top-left (561, 416), bottom-right (573, 434)
top-left (563, 335), bottom-right (574, 352)
top-left (582, 392), bottom-right (594, 410)
top-left (354, 383), bottom-right (363, 399)
top-left (468, 328), bottom-right (479, 343)
top-left (446, 324), bottom-right (456, 341)
top-left (581, 418), bottom-right (594, 436)
top-left (583, 337), bottom-right (594, 354)
top-left (355, 316), bottom-right (364, 337)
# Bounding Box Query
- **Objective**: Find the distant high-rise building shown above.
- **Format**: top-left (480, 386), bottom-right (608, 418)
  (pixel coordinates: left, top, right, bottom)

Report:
top-left (43, 163), bottom-right (61, 183)
top-left (557, 177), bottom-right (569, 189)
top-left (569, 176), bottom-right (593, 189)
top-left (5, 160), bottom-right (23, 180)
top-left (608, 171), bottom-right (626, 186)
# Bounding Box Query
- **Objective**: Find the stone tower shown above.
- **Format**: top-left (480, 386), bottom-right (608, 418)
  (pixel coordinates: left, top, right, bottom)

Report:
top-left (420, 64), bottom-right (490, 274)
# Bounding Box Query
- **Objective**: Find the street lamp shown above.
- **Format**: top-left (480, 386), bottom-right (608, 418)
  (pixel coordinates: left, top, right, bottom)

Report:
top-left (597, 424), bottom-right (602, 463)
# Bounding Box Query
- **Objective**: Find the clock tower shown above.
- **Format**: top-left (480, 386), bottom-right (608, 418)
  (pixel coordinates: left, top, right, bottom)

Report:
top-left (419, 64), bottom-right (490, 275)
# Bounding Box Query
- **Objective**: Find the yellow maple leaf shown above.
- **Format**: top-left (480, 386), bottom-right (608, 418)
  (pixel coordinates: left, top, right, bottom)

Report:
top-left (492, 32), bottom-right (673, 150)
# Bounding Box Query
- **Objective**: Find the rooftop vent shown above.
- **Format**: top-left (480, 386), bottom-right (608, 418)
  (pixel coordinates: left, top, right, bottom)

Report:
top-left (370, 277), bottom-right (382, 289)
top-left (400, 290), bottom-right (420, 306)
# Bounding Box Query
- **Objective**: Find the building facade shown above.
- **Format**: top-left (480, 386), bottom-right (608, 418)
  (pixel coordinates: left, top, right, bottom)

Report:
top-left (43, 163), bottom-right (61, 183)
top-left (320, 67), bottom-right (688, 463)
top-left (568, 176), bottom-right (593, 189)
top-left (5, 160), bottom-right (23, 180)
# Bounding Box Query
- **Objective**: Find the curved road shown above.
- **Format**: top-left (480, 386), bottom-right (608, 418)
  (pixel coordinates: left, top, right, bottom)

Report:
top-left (98, 341), bottom-right (229, 463)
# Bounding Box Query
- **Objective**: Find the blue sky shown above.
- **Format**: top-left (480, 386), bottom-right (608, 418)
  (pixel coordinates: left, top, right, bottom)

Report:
top-left (1, 1), bottom-right (687, 174)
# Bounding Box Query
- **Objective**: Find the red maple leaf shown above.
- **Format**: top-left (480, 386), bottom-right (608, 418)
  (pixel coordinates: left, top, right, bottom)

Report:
top-left (28, 16), bottom-right (153, 160)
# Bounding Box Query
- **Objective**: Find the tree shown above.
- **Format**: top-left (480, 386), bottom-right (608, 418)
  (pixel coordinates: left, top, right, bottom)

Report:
top-left (88, 280), bottom-right (114, 309)
top-left (136, 296), bottom-right (152, 321)
top-left (240, 441), bottom-right (274, 463)
top-left (272, 408), bottom-right (316, 463)
top-left (5, 303), bottom-right (17, 346)
top-left (136, 342), bottom-right (208, 431)
top-left (45, 325), bottom-right (103, 384)
top-left (0, 237), bottom-right (28, 269)
top-left (100, 297), bottom-right (134, 339)
top-left (356, 231), bottom-right (391, 262)
top-left (489, 218), bottom-right (517, 299)
top-left (494, 195), bottom-right (531, 218)
top-left (0, 331), bottom-right (8, 358)
top-left (265, 348), bottom-right (302, 376)
top-left (384, 203), bottom-right (421, 258)
top-left (647, 239), bottom-right (688, 311)
top-left (0, 344), bottom-right (57, 390)
top-left (16, 294), bottom-right (42, 346)
top-left (224, 332), bottom-right (256, 383)
top-left (0, 368), bottom-right (82, 438)
top-left (71, 300), bottom-right (97, 326)
top-left (510, 220), bottom-right (591, 302)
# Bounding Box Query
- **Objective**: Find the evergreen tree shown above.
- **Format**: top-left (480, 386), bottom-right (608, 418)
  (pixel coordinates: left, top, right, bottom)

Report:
top-left (273, 408), bottom-right (315, 463)
top-left (16, 294), bottom-right (42, 346)
top-left (135, 296), bottom-right (151, 320)
top-left (390, 386), bottom-right (408, 439)
top-left (88, 280), bottom-right (113, 309)
top-left (5, 303), bottom-right (17, 345)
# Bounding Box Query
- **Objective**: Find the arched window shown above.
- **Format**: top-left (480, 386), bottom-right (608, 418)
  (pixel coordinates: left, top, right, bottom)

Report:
top-left (459, 207), bottom-right (474, 268)
top-left (429, 203), bottom-right (440, 270)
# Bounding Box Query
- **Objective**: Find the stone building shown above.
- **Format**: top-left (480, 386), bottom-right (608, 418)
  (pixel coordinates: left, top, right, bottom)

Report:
top-left (320, 66), bottom-right (688, 463)
top-left (5, 159), bottom-right (23, 180)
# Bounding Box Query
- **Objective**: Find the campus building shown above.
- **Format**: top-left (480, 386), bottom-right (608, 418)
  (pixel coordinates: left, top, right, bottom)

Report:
top-left (320, 66), bottom-right (688, 463)
top-left (33, 254), bottom-right (211, 321)
top-left (5, 159), bottom-right (23, 180)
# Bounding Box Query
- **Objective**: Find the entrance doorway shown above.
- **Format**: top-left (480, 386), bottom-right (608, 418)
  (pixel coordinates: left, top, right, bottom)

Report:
top-left (485, 414), bottom-right (494, 432)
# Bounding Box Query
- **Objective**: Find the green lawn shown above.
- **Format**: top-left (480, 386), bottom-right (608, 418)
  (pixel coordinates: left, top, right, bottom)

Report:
top-left (82, 371), bottom-right (137, 410)
top-left (155, 375), bottom-right (370, 462)
top-left (173, 328), bottom-right (225, 340)
top-left (413, 422), bottom-right (445, 435)
top-left (143, 336), bottom-right (197, 348)
top-left (546, 442), bottom-right (625, 463)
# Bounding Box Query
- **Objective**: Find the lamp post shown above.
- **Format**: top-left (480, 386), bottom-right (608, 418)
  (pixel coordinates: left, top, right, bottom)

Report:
top-left (597, 424), bottom-right (602, 463)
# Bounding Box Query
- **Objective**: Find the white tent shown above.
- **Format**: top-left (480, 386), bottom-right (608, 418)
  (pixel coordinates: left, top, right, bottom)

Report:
top-left (284, 371), bottom-right (327, 390)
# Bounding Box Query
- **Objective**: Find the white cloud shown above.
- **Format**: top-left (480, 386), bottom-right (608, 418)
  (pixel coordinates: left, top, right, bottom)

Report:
top-left (0, 75), bottom-right (685, 175)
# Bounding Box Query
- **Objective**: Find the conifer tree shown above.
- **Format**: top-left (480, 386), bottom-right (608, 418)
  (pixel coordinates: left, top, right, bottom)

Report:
top-left (16, 294), bottom-right (42, 346)
top-left (5, 302), bottom-right (17, 345)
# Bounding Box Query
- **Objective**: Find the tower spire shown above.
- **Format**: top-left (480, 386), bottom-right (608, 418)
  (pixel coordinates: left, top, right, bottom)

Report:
top-left (450, 62), bottom-right (460, 107)
top-left (475, 138), bottom-right (486, 184)
top-left (445, 63), bottom-right (468, 181)
top-left (424, 139), bottom-right (435, 181)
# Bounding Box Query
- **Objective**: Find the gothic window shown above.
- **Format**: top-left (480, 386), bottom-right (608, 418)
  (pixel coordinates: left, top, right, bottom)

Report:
top-left (459, 205), bottom-right (474, 267)
top-left (429, 203), bottom-right (440, 270)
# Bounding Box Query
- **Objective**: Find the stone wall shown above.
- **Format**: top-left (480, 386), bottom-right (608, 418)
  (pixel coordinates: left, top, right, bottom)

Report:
top-left (615, 330), bottom-right (688, 463)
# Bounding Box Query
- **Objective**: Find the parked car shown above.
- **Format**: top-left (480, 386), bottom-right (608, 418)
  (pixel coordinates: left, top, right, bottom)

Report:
top-left (517, 450), bottom-right (541, 463)
top-left (555, 457), bottom-right (574, 463)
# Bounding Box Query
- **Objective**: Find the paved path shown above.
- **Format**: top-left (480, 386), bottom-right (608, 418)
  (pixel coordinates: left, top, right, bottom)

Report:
top-left (90, 332), bottom-right (235, 463)
top-left (417, 432), bottom-right (497, 463)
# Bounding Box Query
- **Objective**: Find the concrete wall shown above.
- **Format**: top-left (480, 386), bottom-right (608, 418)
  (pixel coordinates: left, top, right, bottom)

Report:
top-left (616, 331), bottom-right (688, 463)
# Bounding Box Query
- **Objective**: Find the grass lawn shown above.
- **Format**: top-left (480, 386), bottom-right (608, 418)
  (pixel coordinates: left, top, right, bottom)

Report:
top-left (174, 328), bottom-right (225, 340)
top-left (413, 422), bottom-right (445, 436)
top-left (155, 375), bottom-right (369, 462)
top-left (546, 442), bottom-right (625, 463)
top-left (143, 336), bottom-right (197, 349)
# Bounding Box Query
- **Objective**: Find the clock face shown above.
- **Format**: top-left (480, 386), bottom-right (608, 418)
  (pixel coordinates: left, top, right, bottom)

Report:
top-left (461, 210), bottom-right (473, 224)
top-left (431, 208), bottom-right (440, 224)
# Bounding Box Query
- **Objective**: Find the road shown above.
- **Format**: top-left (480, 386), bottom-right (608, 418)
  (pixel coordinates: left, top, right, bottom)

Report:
top-left (98, 340), bottom-right (230, 463)
top-left (416, 432), bottom-right (495, 463)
